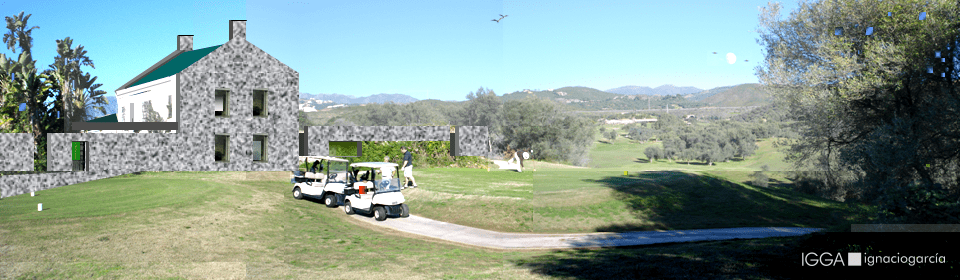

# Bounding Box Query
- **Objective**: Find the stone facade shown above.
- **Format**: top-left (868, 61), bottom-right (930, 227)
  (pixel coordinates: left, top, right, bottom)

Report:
top-left (305, 126), bottom-right (449, 156)
top-left (0, 133), bottom-right (34, 171)
top-left (0, 20), bottom-right (491, 198)
top-left (456, 126), bottom-right (488, 156)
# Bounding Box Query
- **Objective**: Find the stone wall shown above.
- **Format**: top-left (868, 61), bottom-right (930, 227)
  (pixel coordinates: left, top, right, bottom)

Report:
top-left (305, 126), bottom-right (449, 156)
top-left (0, 133), bottom-right (34, 171)
top-left (457, 126), bottom-right (489, 156)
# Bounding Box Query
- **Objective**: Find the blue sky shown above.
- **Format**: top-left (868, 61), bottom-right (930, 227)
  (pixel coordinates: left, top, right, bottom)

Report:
top-left (2, 0), bottom-right (802, 102)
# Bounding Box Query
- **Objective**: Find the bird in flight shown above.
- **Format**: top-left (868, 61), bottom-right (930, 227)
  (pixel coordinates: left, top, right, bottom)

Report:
top-left (712, 52), bottom-right (717, 54)
top-left (744, 59), bottom-right (749, 62)
top-left (492, 14), bottom-right (508, 23)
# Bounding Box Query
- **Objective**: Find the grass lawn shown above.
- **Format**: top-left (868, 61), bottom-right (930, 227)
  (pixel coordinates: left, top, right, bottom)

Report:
top-left (0, 171), bottom-right (832, 279)
top-left (407, 165), bottom-right (874, 234)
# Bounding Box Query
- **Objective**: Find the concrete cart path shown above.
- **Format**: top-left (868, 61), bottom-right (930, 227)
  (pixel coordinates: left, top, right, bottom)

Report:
top-left (348, 214), bottom-right (823, 249)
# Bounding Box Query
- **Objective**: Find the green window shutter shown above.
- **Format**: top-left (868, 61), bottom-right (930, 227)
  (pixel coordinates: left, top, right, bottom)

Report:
top-left (72, 142), bottom-right (84, 161)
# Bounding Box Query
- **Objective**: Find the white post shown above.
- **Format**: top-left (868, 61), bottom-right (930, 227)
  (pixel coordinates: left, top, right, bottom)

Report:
top-left (30, 192), bottom-right (34, 197)
top-left (38, 203), bottom-right (42, 211)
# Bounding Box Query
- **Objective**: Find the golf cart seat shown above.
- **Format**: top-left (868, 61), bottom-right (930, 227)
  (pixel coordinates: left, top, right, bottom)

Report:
top-left (305, 172), bottom-right (326, 180)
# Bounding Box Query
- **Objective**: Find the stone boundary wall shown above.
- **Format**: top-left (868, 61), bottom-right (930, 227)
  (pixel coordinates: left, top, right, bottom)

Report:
top-left (1, 125), bottom-right (489, 198)
top-left (456, 126), bottom-right (488, 156)
top-left (0, 133), bottom-right (34, 171)
top-left (1, 169), bottom-right (129, 198)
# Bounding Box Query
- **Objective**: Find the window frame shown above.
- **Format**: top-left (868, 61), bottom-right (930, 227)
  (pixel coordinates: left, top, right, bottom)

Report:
top-left (253, 134), bottom-right (268, 162)
top-left (253, 89), bottom-right (268, 117)
top-left (215, 134), bottom-right (230, 162)
top-left (215, 89), bottom-right (230, 117)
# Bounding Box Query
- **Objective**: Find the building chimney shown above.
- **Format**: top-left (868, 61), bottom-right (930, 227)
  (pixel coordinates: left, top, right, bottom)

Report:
top-left (229, 20), bottom-right (246, 41)
top-left (177, 35), bottom-right (193, 51)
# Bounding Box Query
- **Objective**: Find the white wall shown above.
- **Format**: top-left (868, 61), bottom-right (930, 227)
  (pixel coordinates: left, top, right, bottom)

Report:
top-left (115, 75), bottom-right (178, 131)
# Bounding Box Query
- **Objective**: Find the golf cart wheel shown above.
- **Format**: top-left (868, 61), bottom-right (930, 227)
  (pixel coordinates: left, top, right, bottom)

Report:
top-left (400, 204), bottom-right (410, 218)
top-left (324, 194), bottom-right (337, 208)
top-left (292, 187), bottom-right (303, 200)
top-left (344, 201), bottom-right (355, 215)
top-left (373, 206), bottom-right (387, 221)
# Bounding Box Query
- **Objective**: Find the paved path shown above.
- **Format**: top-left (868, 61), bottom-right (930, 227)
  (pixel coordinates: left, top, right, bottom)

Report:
top-left (348, 214), bottom-right (822, 249)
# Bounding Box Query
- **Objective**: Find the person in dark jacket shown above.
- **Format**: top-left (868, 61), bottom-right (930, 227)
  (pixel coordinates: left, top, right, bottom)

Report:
top-left (311, 160), bottom-right (321, 173)
top-left (401, 146), bottom-right (418, 188)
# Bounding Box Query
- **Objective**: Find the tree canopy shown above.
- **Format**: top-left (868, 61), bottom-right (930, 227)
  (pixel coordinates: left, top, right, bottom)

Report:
top-left (756, 0), bottom-right (960, 223)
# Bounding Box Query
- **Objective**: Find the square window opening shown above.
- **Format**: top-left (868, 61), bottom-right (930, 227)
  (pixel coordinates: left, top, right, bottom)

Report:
top-left (253, 134), bottom-right (268, 162)
top-left (215, 89), bottom-right (230, 117)
top-left (253, 89), bottom-right (268, 117)
top-left (215, 134), bottom-right (230, 162)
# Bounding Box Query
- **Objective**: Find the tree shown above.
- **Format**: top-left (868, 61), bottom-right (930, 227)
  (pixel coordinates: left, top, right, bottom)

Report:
top-left (752, 165), bottom-right (770, 188)
top-left (606, 129), bottom-right (617, 142)
top-left (1, 11), bottom-right (65, 172)
top-left (47, 37), bottom-right (100, 132)
top-left (644, 146), bottom-right (663, 162)
top-left (498, 96), bottom-right (595, 166)
top-left (756, 0), bottom-right (960, 222)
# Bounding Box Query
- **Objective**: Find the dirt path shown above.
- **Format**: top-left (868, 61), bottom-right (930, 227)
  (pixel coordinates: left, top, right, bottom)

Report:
top-left (345, 213), bottom-right (822, 249)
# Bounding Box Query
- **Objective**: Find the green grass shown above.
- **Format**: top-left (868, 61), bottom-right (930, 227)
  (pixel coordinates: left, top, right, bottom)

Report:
top-left (0, 171), bottom-right (880, 279)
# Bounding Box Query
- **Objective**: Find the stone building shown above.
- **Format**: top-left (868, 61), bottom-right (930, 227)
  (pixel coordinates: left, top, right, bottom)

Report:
top-left (0, 20), bottom-right (489, 198)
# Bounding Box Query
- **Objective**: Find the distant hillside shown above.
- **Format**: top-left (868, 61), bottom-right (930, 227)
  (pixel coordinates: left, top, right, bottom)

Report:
top-left (605, 84), bottom-right (703, 96)
top-left (685, 85), bottom-right (736, 102)
top-left (500, 86), bottom-right (619, 104)
top-left (299, 92), bottom-right (418, 104)
top-left (700, 83), bottom-right (773, 107)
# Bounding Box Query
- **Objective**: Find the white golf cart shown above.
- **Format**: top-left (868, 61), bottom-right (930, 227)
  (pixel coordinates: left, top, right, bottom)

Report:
top-left (291, 156), bottom-right (352, 207)
top-left (342, 162), bottom-right (409, 221)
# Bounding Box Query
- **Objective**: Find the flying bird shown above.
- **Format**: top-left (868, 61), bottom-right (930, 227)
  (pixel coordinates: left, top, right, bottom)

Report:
top-left (712, 52), bottom-right (717, 54)
top-left (492, 14), bottom-right (508, 23)
top-left (744, 59), bottom-right (749, 62)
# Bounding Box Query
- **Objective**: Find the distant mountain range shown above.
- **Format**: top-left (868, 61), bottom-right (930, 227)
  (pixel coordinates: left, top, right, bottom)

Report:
top-left (299, 92), bottom-right (419, 105)
top-left (296, 82), bottom-right (772, 111)
top-left (699, 83), bottom-right (772, 107)
top-left (605, 84), bottom-right (703, 96)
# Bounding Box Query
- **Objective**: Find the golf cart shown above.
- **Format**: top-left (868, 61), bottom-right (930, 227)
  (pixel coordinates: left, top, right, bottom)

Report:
top-left (291, 156), bottom-right (352, 207)
top-left (342, 162), bottom-right (409, 221)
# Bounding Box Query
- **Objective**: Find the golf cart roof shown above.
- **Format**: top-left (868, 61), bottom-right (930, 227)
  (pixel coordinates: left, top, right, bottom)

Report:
top-left (299, 156), bottom-right (349, 163)
top-left (350, 162), bottom-right (399, 168)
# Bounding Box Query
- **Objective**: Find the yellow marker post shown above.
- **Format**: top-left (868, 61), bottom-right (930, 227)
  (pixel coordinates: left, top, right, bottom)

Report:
top-left (624, 171), bottom-right (628, 176)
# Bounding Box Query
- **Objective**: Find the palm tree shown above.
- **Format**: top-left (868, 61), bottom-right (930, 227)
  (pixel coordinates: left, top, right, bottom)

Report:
top-left (46, 37), bottom-right (97, 131)
top-left (68, 72), bottom-right (108, 122)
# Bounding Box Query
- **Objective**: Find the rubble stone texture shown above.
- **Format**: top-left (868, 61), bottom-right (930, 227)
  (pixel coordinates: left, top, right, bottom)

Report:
top-left (0, 133), bottom-right (34, 171)
top-left (0, 21), bottom-right (489, 198)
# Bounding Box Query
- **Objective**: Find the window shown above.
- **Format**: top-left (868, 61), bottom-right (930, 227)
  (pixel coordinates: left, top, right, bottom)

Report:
top-left (71, 141), bottom-right (87, 171)
top-left (215, 134), bottom-right (230, 162)
top-left (121, 107), bottom-right (126, 122)
top-left (215, 89), bottom-right (230, 117)
top-left (253, 134), bottom-right (268, 162)
top-left (253, 89), bottom-right (268, 117)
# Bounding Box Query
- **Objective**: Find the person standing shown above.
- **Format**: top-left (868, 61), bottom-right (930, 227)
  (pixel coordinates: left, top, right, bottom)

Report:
top-left (401, 146), bottom-right (418, 188)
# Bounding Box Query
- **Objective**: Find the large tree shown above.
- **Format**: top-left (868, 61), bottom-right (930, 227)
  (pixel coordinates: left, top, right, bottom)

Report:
top-left (756, 0), bottom-right (960, 222)
top-left (47, 37), bottom-right (104, 130)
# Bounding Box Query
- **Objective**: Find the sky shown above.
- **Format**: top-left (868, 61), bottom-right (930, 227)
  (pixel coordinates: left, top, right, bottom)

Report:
top-left (1, 0), bottom-right (804, 102)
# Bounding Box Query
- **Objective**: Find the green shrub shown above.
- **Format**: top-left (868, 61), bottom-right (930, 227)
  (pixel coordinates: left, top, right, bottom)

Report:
top-left (877, 182), bottom-right (960, 224)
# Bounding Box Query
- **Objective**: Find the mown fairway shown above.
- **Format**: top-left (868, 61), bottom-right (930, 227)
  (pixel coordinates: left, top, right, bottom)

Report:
top-left (1, 171), bottom-right (832, 279)
top-left (406, 164), bottom-right (874, 234)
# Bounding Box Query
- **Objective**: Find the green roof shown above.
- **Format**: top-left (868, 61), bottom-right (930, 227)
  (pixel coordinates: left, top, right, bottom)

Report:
top-left (128, 44), bottom-right (222, 88)
top-left (88, 114), bottom-right (117, 123)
